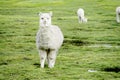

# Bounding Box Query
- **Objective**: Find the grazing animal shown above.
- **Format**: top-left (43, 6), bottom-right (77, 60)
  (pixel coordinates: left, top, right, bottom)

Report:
top-left (116, 7), bottom-right (120, 23)
top-left (36, 12), bottom-right (64, 68)
top-left (77, 8), bottom-right (87, 23)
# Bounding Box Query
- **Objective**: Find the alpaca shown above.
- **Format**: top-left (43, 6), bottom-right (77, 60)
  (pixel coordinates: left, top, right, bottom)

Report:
top-left (36, 12), bottom-right (64, 68)
top-left (77, 8), bottom-right (87, 23)
top-left (116, 7), bottom-right (120, 23)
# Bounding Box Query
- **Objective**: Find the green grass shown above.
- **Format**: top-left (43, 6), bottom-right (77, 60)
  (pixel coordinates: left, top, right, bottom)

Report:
top-left (0, 0), bottom-right (120, 80)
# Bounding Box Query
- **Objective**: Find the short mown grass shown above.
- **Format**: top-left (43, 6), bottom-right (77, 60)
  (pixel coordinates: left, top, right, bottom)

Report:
top-left (0, 0), bottom-right (120, 80)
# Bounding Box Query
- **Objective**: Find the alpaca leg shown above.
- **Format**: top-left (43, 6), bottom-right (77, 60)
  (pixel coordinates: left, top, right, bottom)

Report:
top-left (119, 15), bottom-right (120, 23)
top-left (81, 17), bottom-right (85, 23)
top-left (78, 16), bottom-right (82, 23)
top-left (81, 18), bottom-right (84, 23)
top-left (116, 13), bottom-right (120, 23)
top-left (118, 14), bottom-right (120, 23)
top-left (78, 16), bottom-right (80, 23)
top-left (48, 50), bottom-right (57, 68)
top-left (39, 50), bottom-right (47, 68)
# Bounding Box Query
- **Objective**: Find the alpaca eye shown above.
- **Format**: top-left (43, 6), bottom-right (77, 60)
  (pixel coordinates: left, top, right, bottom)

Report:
top-left (41, 18), bottom-right (44, 20)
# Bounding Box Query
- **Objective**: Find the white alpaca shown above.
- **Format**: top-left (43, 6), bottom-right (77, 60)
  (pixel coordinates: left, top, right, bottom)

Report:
top-left (116, 7), bottom-right (120, 23)
top-left (77, 8), bottom-right (87, 23)
top-left (36, 12), bottom-right (64, 68)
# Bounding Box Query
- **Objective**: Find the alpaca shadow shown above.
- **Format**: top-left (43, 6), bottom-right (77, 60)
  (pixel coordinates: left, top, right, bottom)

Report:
top-left (33, 63), bottom-right (47, 68)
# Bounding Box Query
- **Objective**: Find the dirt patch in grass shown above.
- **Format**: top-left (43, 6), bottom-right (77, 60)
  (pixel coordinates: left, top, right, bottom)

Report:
top-left (64, 39), bottom-right (89, 46)
top-left (102, 66), bottom-right (120, 73)
top-left (0, 62), bottom-right (8, 65)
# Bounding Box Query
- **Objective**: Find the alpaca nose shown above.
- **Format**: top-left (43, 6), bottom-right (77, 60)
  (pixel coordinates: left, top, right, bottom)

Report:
top-left (44, 20), bottom-right (47, 24)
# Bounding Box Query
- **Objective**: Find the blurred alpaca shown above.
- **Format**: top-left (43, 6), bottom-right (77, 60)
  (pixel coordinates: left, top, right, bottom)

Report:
top-left (116, 7), bottom-right (120, 23)
top-left (36, 12), bottom-right (64, 68)
top-left (77, 8), bottom-right (87, 23)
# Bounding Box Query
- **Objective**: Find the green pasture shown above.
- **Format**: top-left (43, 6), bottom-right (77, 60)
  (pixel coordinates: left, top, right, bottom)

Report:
top-left (0, 0), bottom-right (120, 80)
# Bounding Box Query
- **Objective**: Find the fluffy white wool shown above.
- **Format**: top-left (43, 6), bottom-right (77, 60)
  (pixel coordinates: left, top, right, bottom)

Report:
top-left (36, 12), bottom-right (64, 68)
top-left (77, 8), bottom-right (87, 23)
top-left (116, 7), bottom-right (120, 23)
top-left (36, 25), bottom-right (63, 50)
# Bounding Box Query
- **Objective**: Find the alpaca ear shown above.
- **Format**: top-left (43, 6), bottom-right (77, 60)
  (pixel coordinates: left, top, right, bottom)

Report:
top-left (49, 11), bottom-right (52, 16)
top-left (39, 12), bottom-right (42, 16)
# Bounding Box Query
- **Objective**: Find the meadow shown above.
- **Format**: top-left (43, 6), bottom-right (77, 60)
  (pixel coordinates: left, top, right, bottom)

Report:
top-left (0, 0), bottom-right (120, 80)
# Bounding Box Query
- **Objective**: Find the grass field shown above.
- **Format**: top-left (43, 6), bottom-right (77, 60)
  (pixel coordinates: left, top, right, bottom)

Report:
top-left (0, 0), bottom-right (120, 80)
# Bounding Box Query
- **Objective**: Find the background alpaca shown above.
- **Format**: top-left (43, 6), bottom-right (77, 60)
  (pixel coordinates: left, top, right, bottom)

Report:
top-left (36, 12), bottom-right (64, 68)
top-left (116, 7), bottom-right (120, 23)
top-left (77, 8), bottom-right (87, 23)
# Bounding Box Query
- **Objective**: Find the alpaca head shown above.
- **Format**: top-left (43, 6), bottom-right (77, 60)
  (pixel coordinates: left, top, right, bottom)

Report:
top-left (84, 18), bottom-right (88, 23)
top-left (39, 12), bottom-right (52, 27)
